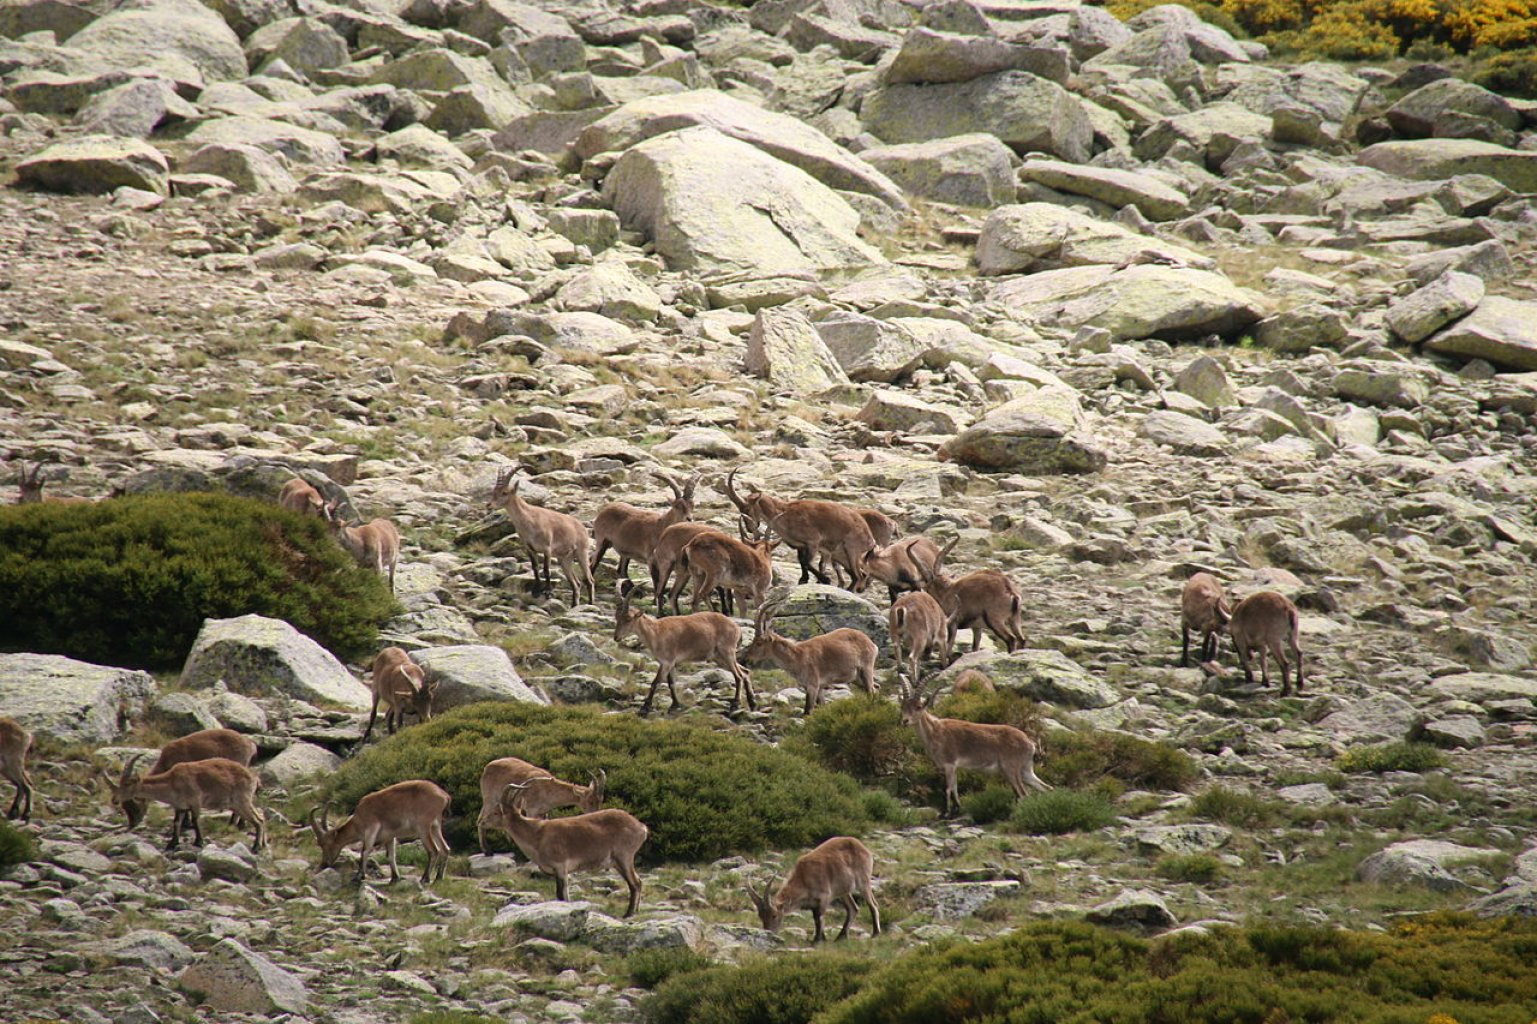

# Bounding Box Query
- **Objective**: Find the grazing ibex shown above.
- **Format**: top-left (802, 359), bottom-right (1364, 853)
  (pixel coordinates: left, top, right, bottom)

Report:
top-left (1180, 572), bottom-right (1231, 666)
top-left (500, 780), bottom-right (648, 916)
top-left (489, 467), bottom-right (596, 605)
top-left (677, 532), bottom-right (778, 615)
top-left (0, 717), bottom-right (34, 821)
top-left (113, 754), bottom-right (266, 850)
top-left (591, 472), bottom-right (697, 583)
top-left (310, 780), bottom-right (451, 884)
top-left (889, 591), bottom-right (950, 681)
top-left (325, 500), bottom-right (401, 592)
top-left (900, 677), bottom-right (1050, 816)
top-left (741, 600), bottom-right (878, 715)
top-left (746, 836), bottom-right (880, 942)
top-left (650, 521), bottom-right (730, 615)
top-left (856, 536), bottom-right (945, 601)
top-left (278, 476), bottom-right (326, 517)
top-left (614, 581), bottom-right (755, 714)
top-left (476, 757), bottom-right (605, 855)
top-left (724, 470), bottom-right (876, 589)
top-left (364, 647), bottom-right (438, 740)
top-left (920, 542), bottom-right (1026, 655)
top-left (1228, 591), bottom-right (1304, 696)
top-left (112, 728), bottom-right (258, 831)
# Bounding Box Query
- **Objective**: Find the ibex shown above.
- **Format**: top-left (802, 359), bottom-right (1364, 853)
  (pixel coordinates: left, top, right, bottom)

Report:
top-left (310, 780), bottom-right (451, 884)
top-left (856, 536), bottom-right (946, 601)
top-left (500, 779), bottom-right (648, 916)
top-left (614, 581), bottom-right (755, 715)
top-left (921, 542), bottom-right (1026, 654)
top-left (591, 472), bottom-right (697, 583)
top-left (325, 500), bottom-right (401, 592)
top-left (489, 467), bottom-right (596, 605)
top-left (889, 591), bottom-right (950, 681)
top-left (724, 470), bottom-right (876, 589)
top-left (677, 532), bottom-right (778, 615)
top-left (741, 599), bottom-right (878, 715)
top-left (363, 647), bottom-right (438, 740)
top-left (1180, 572), bottom-right (1231, 666)
top-left (113, 754), bottom-right (267, 850)
top-left (0, 717), bottom-right (35, 821)
top-left (900, 677), bottom-right (1050, 816)
top-left (746, 836), bottom-right (881, 942)
top-left (1228, 591), bottom-right (1304, 695)
top-left (277, 476), bottom-right (326, 517)
top-left (112, 728), bottom-right (259, 831)
top-left (14, 460), bottom-right (91, 504)
top-left (650, 521), bottom-right (730, 615)
top-left (476, 757), bottom-right (605, 855)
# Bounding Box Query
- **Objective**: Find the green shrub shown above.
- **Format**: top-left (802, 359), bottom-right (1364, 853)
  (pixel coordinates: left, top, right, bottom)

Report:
top-left (1041, 730), bottom-right (1199, 792)
top-left (933, 688), bottom-right (1042, 733)
top-left (328, 703), bottom-right (872, 863)
top-left (960, 784), bottom-right (1018, 824)
top-left (1010, 790), bottom-right (1116, 835)
top-left (641, 955), bottom-right (874, 1024)
top-left (629, 948), bottom-right (713, 989)
top-left (0, 494), bottom-right (396, 669)
top-left (1191, 785), bottom-right (1281, 827)
top-left (0, 819), bottom-right (37, 868)
top-left (1157, 853), bottom-right (1224, 884)
top-left (408, 1014), bottom-right (499, 1024)
top-left (794, 694), bottom-right (925, 787)
top-left (1475, 47), bottom-right (1537, 96)
top-left (1336, 741), bottom-right (1447, 774)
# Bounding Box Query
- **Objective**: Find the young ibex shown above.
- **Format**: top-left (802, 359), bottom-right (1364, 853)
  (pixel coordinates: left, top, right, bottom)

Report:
top-left (677, 532), bottom-right (778, 615)
top-left (489, 467), bottom-right (596, 605)
top-left (614, 581), bottom-right (755, 715)
top-left (591, 472), bottom-right (697, 583)
top-left (364, 647), bottom-right (438, 740)
top-left (1180, 572), bottom-right (1232, 666)
top-left (649, 521), bottom-right (730, 614)
top-left (856, 536), bottom-right (946, 601)
top-left (746, 836), bottom-right (881, 942)
top-left (900, 677), bottom-right (1050, 816)
top-left (277, 476), bottom-right (326, 517)
top-left (724, 471), bottom-right (876, 589)
top-left (476, 757), bottom-right (605, 854)
top-left (114, 754), bottom-right (267, 850)
top-left (741, 600), bottom-right (878, 715)
top-left (889, 591), bottom-right (951, 681)
top-left (500, 780), bottom-right (648, 916)
top-left (310, 780), bottom-right (451, 884)
top-left (921, 542), bottom-right (1026, 654)
top-left (0, 717), bottom-right (34, 821)
top-left (113, 728), bottom-right (259, 831)
top-left (325, 500), bottom-right (401, 592)
top-left (1228, 590), bottom-right (1304, 696)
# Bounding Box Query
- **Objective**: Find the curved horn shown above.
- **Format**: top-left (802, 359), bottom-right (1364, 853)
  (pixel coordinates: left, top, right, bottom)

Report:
top-left (658, 472), bottom-right (682, 499)
top-left (589, 768), bottom-right (606, 802)
top-left (308, 806), bottom-right (327, 841)
top-left (119, 753), bottom-right (144, 791)
top-left (321, 800), bottom-right (332, 832)
top-left (725, 469), bottom-right (748, 513)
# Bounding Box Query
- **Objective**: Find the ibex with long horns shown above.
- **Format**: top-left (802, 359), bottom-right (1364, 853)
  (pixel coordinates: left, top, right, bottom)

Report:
top-left (899, 675), bottom-right (1049, 817)
top-left (723, 470), bottom-right (876, 589)
top-left (741, 599), bottom-right (878, 715)
top-left (499, 780), bottom-right (648, 916)
top-left (591, 472), bottom-right (698, 583)
top-left (489, 467), bottom-right (596, 604)
top-left (476, 757), bottom-right (605, 855)
top-left (309, 780), bottom-right (451, 884)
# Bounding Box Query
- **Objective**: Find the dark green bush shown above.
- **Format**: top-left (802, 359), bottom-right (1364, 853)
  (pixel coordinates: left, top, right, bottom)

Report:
top-left (1191, 785), bottom-right (1281, 827)
top-left (328, 703), bottom-right (872, 862)
top-left (1009, 790), bottom-right (1117, 834)
top-left (1157, 853), bottom-right (1224, 884)
top-left (959, 784), bottom-right (1017, 824)
top-left (641, 955), bottom-right (874, 1024)
top-left (1336, 741), bottom-right (1447, 774)
top-left (0, 819), bottom-right (37, 868)
top-left (1041, 730), bottom-right (1199, 792)
top-left (1475, 48), bottom-right (1537, 97)
top-left (819, 915), bottom-right (1537, 1024)
top-left (933, 688), bottom-right (1042, 733)
top-left (628, 948), bottom-right (714, 989)
top-left (794, 694), bottom-right (925, 787)
top-left (0, 494), bottom-right (396, 669)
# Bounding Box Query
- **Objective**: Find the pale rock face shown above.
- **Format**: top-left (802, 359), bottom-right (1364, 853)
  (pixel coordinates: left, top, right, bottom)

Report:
top-left (408, 645), bottom-right (549, 710)
top-left (0, 654), bottom-right (157, 743)
top-left (178, 939), bottom-right (309, 1014)
top-left (68, 1), bottom-right (248, 84)
top-left (861, 71), bottom-right (1094, 163)
top-left (179, 615), bottom-right (372, 710)
top-left (15, 135), bottom-right (171, 195)
top-left (989, 265), bottom-right (1266, 342)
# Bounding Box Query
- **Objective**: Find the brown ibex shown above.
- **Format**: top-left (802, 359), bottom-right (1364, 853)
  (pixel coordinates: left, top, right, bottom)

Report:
top-left (489, 467), bottom-right (596, 605)
top-left (1228, 591), bottom-right (1304, 695)
top-left (364, 647), bottom-right (438, 740)
top-left (741, 600), bottom-right (878, 715)
top-left (591, 472), bottom-right (697, 583)
top-left (325, 500), bottom-right (401, 592)
top-left (113, 754), bottom-right (267, 850)
top-left (278, 476), bottom-right (326, 517)
top-left (476, 757), bottom-right (605, 855)
top-left (0, 717), bottom-right (35, 821)
top-left (614, 581), bottom-right (755, 714)
top-left (1180, 572), bottom-right (1231, 666)
top-left (724, 470), bottom-right (876, 589)
top-left (310, 780), bottom-right (451, 884)
top-left (111, 728), bottom-right (259, 831)
top-left (500, 780), bottom-right (648, 916)
top-left (889, 591), bottom-right (950, 681)
top-left (14, 460), bottom-right (91, 504)
top-left (921, 541), bottom-right (1026, 654)
top-left (856, 536), bottom-right (945, 601)
top-left (900, 677), bottom-right (1050, 816)
top-left (677, 532), bottom-right (778, 615)
top-left (649, 521), bottom-right (730, 615)
top-left (746, 836), bottom-right (881, 942)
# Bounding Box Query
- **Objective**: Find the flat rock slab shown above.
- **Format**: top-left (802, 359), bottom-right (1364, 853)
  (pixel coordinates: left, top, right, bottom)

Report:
top-left (1317, 692), bottom-right (1421, 743)
top-left (1423, 295), bottom-right (1537, 372)
top-left (179, 615), bottom-right (371, 710)
top-left (941, 389), bottom-right (1108, 475)
top-left (1357, 839), bottom-right (1499, 892)
top-left (178, 939), bottom-right (308, 1014)
top-left (492, 900), bottom-right (594, 941)
top-left (990, 264), bottom-right (1265, 342)
top-left (16, 135), bottom-right (170, 196)
top-left (410, 645), bottom-right (548, 709)
top-left (914, 879), bottom-right (1021, 919)
top-left (0, 653), bottom-right (157, 743)
top-left (1359, 139), bottom-right (1537, 193)
top-left (1429, 672), bottom-right (1537, 704)
top-left (936, 649), bottom-right (1118, 708)
top-left (1133, 824), bottom-right (1233, 855)
top-left (1019, 158), bottom-right (1191, 221)
top-left (585, 913), bottom-right (706, 952)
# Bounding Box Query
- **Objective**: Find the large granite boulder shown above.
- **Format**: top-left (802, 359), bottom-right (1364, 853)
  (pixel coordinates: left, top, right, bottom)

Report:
top-left (68, 0), bottom-right (247, 84)
top-left (935, 649), bottom-right (1119, 708)
top-left (860, 133), bottom-right (1016, 208)
top-left (15, 136), bottom-right (170, 195)
top-left (1356, 839), bottom-right (1499, 892)
top-left (989, 265), bottom-right (1265, 342)
top-left (1018, 159), bottom-right (1191, 221)
top-left (1134, 103), bottom-right (1272, 168)
top-left (178, 939), bottom-right (309, 1015)
top-left (1359, 139), bottom-right (1537, 193)
top-left (0, 653), bottom-right (157, 743)
top-left (408, 645), bottom-right (548, 710)
top-left (179, 615), bottom-right (372, 710)
top-left (941, 390), bottom-right (1108, 474)
top-left (184, 116), bottom-right (345, 166)
top-left (976, 203), bottom-right (1210, 274)
top-left (814, 312), bottom-right (930, 383)
top-left (181, 142), bottom-right (298, 193)
top-left (1385, 78), bottom-right (1522, 138)
top-left (1422, 296), bottom-right (1537, 372)
top-left (861, 71), bottom-right (1093, 163)
top-left (745, 306), bottom-right (851, 395)
top-left (884, 27), bottom-right (1067, 85)
top-left (1384, 271), bottom-right (1483, 344)
top-left (1317, 692), bottom-right (1421, 744)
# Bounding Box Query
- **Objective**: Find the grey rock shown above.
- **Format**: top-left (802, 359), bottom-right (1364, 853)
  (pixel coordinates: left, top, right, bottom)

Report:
top-left (75, 78), bottom-right (196, 139)
top-left (936, 649), bottom-right (1118, 708)
top-left (1429, 673), bottom-right (1537, 704)
top-left (745, 306), bottom-right (851, 395)
top-left (814, 312), bottom-right (928, 383)
top-left (1359, 139), bottom-right (1537, 193)
top-left (1318, 692), bottom-right (1421, 743)
top-left (1333, 366), bottom-right (1428, 409)
top-left (1138, 410), bottom-right (1228, 456)
top-left (1133, 824), bottom-right (1233, 855)
top-left (178, 939), bottom-right (309, 1014)
top-left (197, 843), bottom-right (258, 883)
top-left (180, 615), bottom-right (371, 710)
top-left (70, 2), bottom-right (247, 84)
top-left (764, 584), bottom-right (890, 656)
top-left (860, 133), bottom-right (1016, 208)
top-left (941, 389), bottom-right (1108, 475)
top-left (410, 645), bottom-right (548, 710)
top-left (245, 17), bottom-right (349, 77)
top-left (1386, 78), bottom-right (1522, 138)
top-left (1135, 103), bottom-right (1272, 169)
top-left (492, 900), bottom-right (593, 940)
top-left (259, 741), bottom-right (343, 787)
top-left (1406, 239), bottom-right (1515, 286)
top-left (1471, 882), bottom-right (1537, 917)
top-left (0, 653), bottom-right (157, 743)
top-left (862, 71), bottom-right (1093, 163)
top-left (149, 692), bottom-right (220, 734)
top-left (977, 203), bottom-right (1209, 275)
top-left (16, 135), bottom-right (170, 196)
top-left (460, 0), bottom-right (587, 75)
top-left (586, 913), bottom-right (705, 952)
top-left (989, 265), bottom-right (1265, 342)
top-left (1420, 715), bottom-right (1486, 749)
top-left (1174, 355), bottom-right (1235, 408)
top-left (856, 390), bottom-right (968, 435)
top-left (1385, 272), bottom-right (1484, 344)
top-left (185, 116), bottom-right (345, 166)
top-left (85, 930), bottom-right (195, 972)
top-left (1086, 889), bottom-right (1177, 928)
top-left (1356, 839), bottom-right (1497, 891)
top-left (914, 880), bottom-right (1020, 919)
top-left (1423, 296), bottom-right (1537, 372)
top-left (885, 27), bottom-right (1067, 86)
top-left (181, 142), bottom-right (298, 194)
top-left (653, 427), bottom-right (753, 459)
top-left (1018, 159), bottom-right (1191, 221)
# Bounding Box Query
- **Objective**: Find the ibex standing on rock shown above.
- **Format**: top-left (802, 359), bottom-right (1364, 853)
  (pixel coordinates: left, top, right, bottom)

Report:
top-left (591, 472), bottom-right (697, 583)
top-left (499, 780), bottom-right (648, 916)
top-left (614, 581), bottom-right (755, 714)
top-left (489, 467), bottom-right (596, 605)
top-left (310, 780), bottom-right (451, 884)
top-left (1180, 572), bottom-right (1231, 666)
top-left (1228, 590), bottom-right (1304, 696)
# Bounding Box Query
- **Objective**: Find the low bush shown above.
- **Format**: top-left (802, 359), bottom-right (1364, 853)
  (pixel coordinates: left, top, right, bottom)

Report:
top-left (1474, 47), bottom-right (1537, 96)
top-left (641, 955), bottom-right (874, 1024)
top-left (0, 494), bottom-right (396, 669)
top-left (1336, 741), bottom-right (1447, 774)
top-left (408, 1014), bottom-right (499, 1024)
top-left (1191, 785), bottom-right (1281, 827)
top-left (327, 703), bottom-right (872, 863)
top-left (0, 819), bottom-right (37, 868)
top-left (933, 688), bottom-right (1042, 733)
top-left (959, 784), bottom-right (1017, 824)
top-left (628, 948), bottom-right (713, 989)
top-left (1041, 730), bottom-right (1199, 792)
top-left (1157, 853), bottom-right (1224, 883)
top-left (794, 695), bottom-right (925, 788)
top-left (1010, 790), bottom-right (1117, 834)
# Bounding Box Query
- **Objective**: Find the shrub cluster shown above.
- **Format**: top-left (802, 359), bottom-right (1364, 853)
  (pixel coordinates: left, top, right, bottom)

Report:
top-left (1474, 46), bottom-right (1537, 95)
top-left (1010, 790), bottom-right (1118, 834)
top-left (641, 955), bottom-right (874, 1024)
top-left (1042, 730), bottom-right (1200, 792)
top-left (1336, 741), bottom-right (1447, 774)
top-left (1157, 853), bottom-right (1225, 883)
top-left (0, 819), bottom-right (37, 868)
top-left (628, 948), bottom-right (714, 990)
top-left (0, 494), bottom-right (396, 669)
top-left (793, 694), bottom-right (927, 789)
top-left (327, 703), bottom-right (872, 863)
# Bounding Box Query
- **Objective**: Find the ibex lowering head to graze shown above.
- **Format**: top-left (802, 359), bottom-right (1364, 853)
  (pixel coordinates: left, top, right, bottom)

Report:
top-left (113, 754), bottom-right (266, 851)
top-left (677, 532), bottom-right (778, 616)
top-left (889, 591), bottom-right (950, 681)
top-left (591, 472), bottom-right (697, 583)
top-left (856, 536), bottom-right (945, 601)
top-left (278, 475), bottom-right (326, 517)
top-left (899, 677), bottom-right (1049, 817)
top-left (324, 500), bottom-right (401, 592)
top-left (742, 599), bottom-right (878, 715)
top-left (1180, 572), bottom-right (1231, 666)
top-left (614, 581), bottom-right (755, 714)
top-left (724, 470), bottom-right (876, 589)
top-left (489, 467), bottom-right (596, 605)
top-left (1228, 590), bottom-right (1304, 696)
top-left (364, 647), bottom-right (438, 740)
top-left (650, 521), bottom-right (730, 615)
top-left (310, 780), bottom-right (451, 884)
top-left (746, 836), bottom-right (880, 942)
top-left (500, 780), bottom-right (648, 916)
top-left (112, 728), bottom-right (259, 831)
top-left (0, 717), bottom-right (35, 822)
top-left (476, 757), bottom-right (605, 855)
top-left (920, 541), bottom-right (1026, 655)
